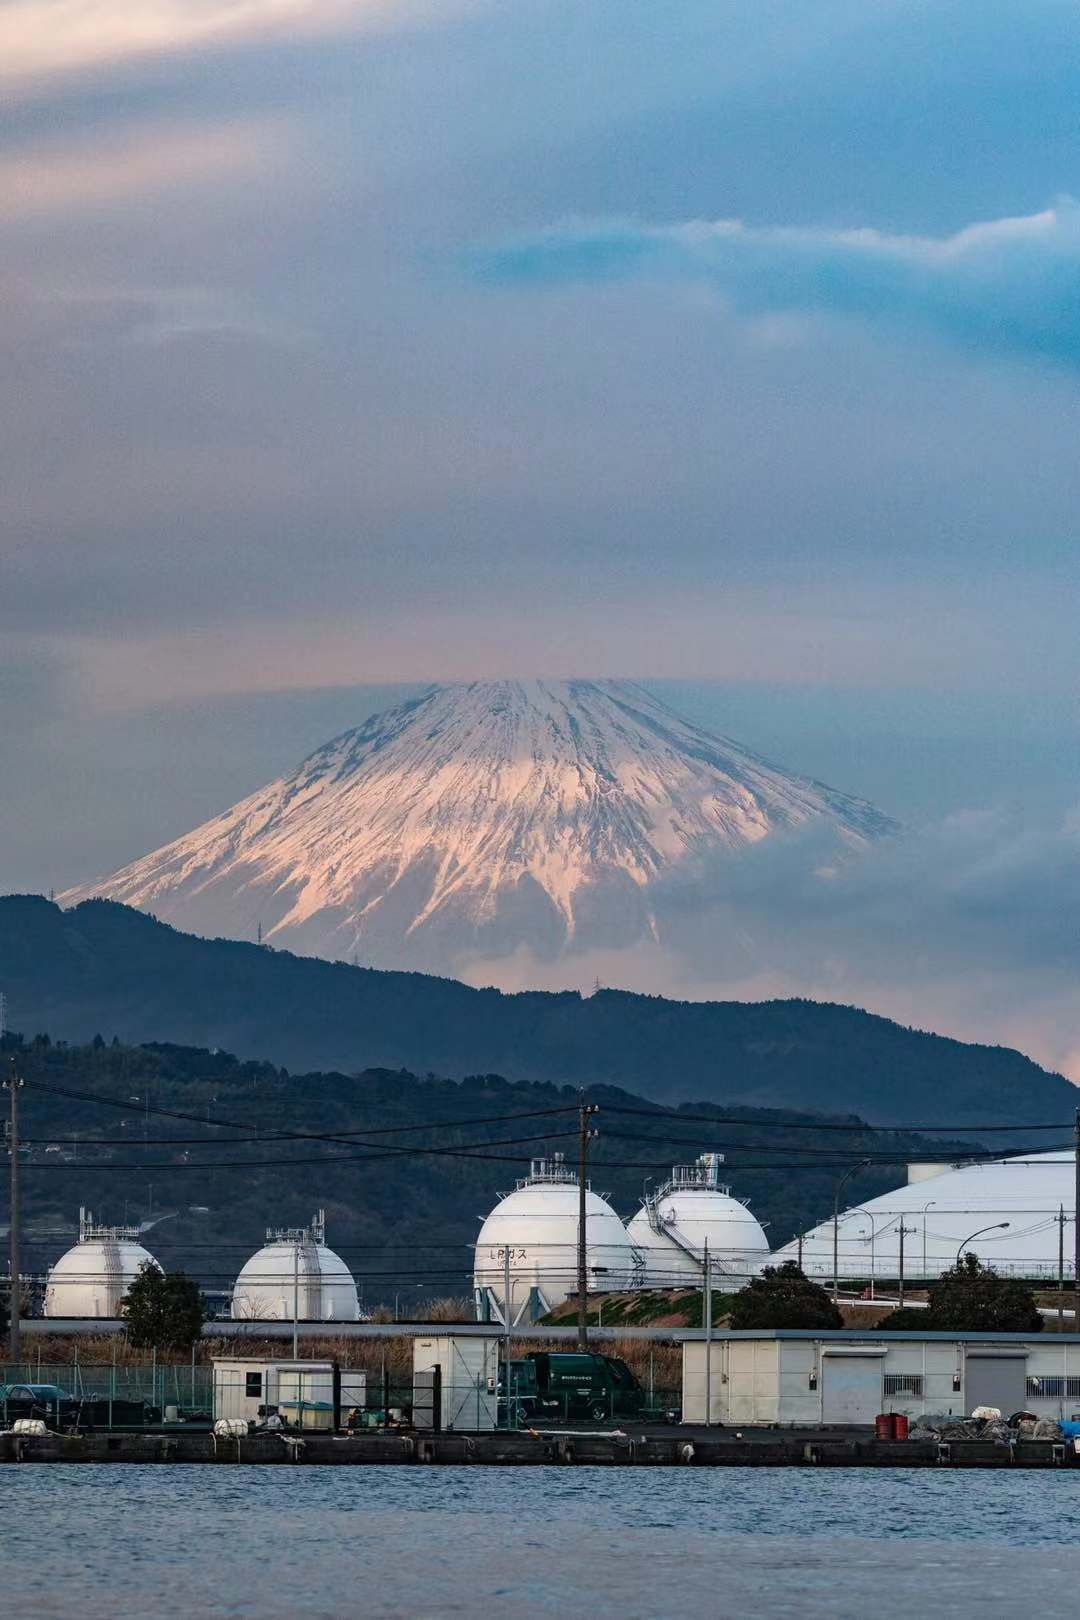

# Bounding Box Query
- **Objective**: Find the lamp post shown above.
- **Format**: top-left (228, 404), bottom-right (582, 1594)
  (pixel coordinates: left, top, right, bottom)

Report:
top-left (921, 1201), bottom-right (937, 1277)
top-left (955, 1222), bottom-right (1010, 1269)
top-left (833, 1162), bottom-right (871, 1303)
top-left (847, 1207), bottom-right (881, 1298)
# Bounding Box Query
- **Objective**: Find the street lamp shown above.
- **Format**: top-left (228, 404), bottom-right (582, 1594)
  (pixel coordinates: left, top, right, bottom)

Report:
top-left (847, 1207), bottom-right (882, 1298)
top-left (922, 1200), bottom-right (937, 1277)
top-left (833, 1161), bottom-right (871, 1303)
top-left (955, 1222), bottom-right (1010, 1268)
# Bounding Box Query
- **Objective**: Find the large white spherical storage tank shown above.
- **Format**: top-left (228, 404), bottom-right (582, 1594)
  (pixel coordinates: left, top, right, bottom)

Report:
top-left (44, 1208), bottom-right (162, 1318)
top-left (231, 1210), bottom-right (359, 1321)
top-left (772, 1152), bottom-right (1076, 1283)
top-left (474, 1155), bottom-right (636, 1325)
top-left (626, 1154), bottom-right (771, 1292)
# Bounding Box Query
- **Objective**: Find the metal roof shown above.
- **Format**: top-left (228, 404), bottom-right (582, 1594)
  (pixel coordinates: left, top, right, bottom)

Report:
top-left (679, 1327), bottom-right (1080, 1343)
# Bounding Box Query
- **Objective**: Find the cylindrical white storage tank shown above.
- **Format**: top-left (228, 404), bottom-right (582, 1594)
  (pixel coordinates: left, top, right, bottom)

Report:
top-left (625, 1154), bottom-right (771, 1292)
top-left (773, 1151), bottom-right (1076, 1283)
top-left (44, 1208), bottom-right (162, 1318)
top-left (474, 1155), bottom-right (635, 1325)
top-left (231, 1210), bottom-right (359, 1321)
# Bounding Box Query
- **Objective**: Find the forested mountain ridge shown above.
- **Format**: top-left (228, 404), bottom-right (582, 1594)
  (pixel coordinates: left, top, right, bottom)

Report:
top-left (2, 1031), bottom-right (986, 1309)
top-left (0, 894), bottom-right (1074, 1133)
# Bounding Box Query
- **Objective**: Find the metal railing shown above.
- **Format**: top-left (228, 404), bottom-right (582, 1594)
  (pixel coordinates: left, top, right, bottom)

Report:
top-left (0, 1360), bottom-right (682, 1433)
top-left (1, 1359), bottom-right (213, 1428)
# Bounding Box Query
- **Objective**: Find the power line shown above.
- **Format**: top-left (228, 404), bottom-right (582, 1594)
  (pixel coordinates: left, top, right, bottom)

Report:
top-left (22, 1154), bottom-right (1079, 1176)
top-left (30, 1073), bottom-right (1068, 1142)
top-left (600, 1103), bottom-right (1069, 1133)
top-left (601, 1127), bottom-right (1072, 1162)
top-left (18, 1127), bottom-right (579, 1172)
top-left (24, 1076), bottom-right (579, 1142)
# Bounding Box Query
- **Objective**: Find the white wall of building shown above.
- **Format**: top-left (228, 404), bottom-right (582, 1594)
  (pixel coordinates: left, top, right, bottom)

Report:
top-left (413, 1334), bottom-right (499, 1431)
top-left (212, 1359), bottom-right (338, 1425)
top-left (682, 1334), bottom-right (1080, 1426)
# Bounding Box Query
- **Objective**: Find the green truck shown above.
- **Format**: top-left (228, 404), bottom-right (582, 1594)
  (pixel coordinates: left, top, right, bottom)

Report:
top-left (501, 1352), bottom-right (646, 1425)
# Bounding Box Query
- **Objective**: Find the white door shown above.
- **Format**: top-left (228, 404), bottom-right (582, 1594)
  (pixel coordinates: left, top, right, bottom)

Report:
top-left (822, 1356), bottom-right (882, 1424)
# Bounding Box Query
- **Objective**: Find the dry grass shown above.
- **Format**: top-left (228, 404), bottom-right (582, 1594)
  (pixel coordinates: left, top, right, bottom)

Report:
top-left (417, 1295), bottom-right (473, 1324)
top-left (839, 1303), bottom-right (906, 1329)
top-left (19, 1334), bottom-right (170, 1367)
top-left (25, 1294), bottom-right (685, 1392)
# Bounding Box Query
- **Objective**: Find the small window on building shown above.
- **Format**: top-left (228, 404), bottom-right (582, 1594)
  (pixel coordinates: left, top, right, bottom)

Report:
top-left (883, 1374), bottom-right (923, 1397)
top-left (245, 1371), bottom-right (263, 1397)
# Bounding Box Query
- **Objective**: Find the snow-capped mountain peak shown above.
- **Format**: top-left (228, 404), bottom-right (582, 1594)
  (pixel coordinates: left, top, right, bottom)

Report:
top-left (62, 679), bottom-right (895, 967)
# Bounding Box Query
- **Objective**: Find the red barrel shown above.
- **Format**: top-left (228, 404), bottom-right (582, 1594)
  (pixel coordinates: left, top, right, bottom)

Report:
top-left (875, 1413), bottom-right (894, 1441)
top-left (893, 1413), bottom-right (909, 1441)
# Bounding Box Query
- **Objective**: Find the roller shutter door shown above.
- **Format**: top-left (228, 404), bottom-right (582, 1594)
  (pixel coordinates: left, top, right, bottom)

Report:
top-left (964, 1352), bottom-right (1027, 1416)
top-left (821, 1355), bottom-right (882, 1424)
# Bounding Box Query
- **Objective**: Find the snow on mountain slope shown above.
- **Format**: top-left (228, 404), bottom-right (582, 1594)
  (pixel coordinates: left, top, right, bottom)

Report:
top-left (61, 680), bottom-right (896, 967)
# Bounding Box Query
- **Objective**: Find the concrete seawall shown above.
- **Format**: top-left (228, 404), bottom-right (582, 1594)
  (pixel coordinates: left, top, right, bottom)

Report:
top-left (3, 1430), bottom-right (1079, 1468)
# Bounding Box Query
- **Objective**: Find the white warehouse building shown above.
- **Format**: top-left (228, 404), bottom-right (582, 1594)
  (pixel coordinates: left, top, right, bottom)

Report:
top-left (684, 1329), bottom-right (1080, 1427)
top-left (474, 1155), bottom-right (636, 1325)
top-left (44, 1208), bottom-right (162, 1318)
top-left (772, 1152), bottom-right (1076, 1284)
top-left (626, 1154), bottom-right (771, 1292)
top-left (231, 1210), bottom-right (360, 1322)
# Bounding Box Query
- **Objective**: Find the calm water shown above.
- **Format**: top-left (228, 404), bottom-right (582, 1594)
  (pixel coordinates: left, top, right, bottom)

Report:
top-left (7, 1466), bottom-right (1080, 1618)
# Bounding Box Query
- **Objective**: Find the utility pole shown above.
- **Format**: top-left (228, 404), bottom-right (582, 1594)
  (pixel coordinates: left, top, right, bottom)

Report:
top-left (5, 1057), bottom-right (24, 1363)
top-left (1058, 1204), bottom-right (1066, 1330)
top-left (577, 1097), bottom-right (599, 1351)
top-left (897, 1221), bottom-right (915, 1307)
top-left (1074, 1109), bottom-right (1080, 1333)
top-left (832, 1161), bottom-right (869, 1304)
top-left (703, 1238), bottom-right (712, 1428)
top-left (292, 1236), bottom-right (299, 1362)
top-left (898, 1219), bottom-right (905, 1307)
top-left (503, 1242), bottom-right (512, 1416)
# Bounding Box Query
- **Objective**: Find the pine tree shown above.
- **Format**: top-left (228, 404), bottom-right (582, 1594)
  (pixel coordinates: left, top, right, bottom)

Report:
top-left (727, 1261), bottom-right (844, 1330)
top-left (122, 1264), bottom-right (206, 1350)
top-left (880, 1252), bottom-right (1043, 1334)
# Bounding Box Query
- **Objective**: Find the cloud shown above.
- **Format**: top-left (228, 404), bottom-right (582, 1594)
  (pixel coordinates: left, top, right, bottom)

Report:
top-left (475, 200), bottom-right (1080, 366)
top-left (0, 117), bottom-right (283, 220)
top-left (460, 808), bottom-right (1080, 1081)
top-left (0, 0), bottom-right (457, 89)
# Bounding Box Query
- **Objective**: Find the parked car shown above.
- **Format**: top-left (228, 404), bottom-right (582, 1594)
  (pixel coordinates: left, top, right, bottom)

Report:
top-left (0, 1382), bottom-right (156, 1431)
top-left (0, 1382), bottom-right (80, 1428)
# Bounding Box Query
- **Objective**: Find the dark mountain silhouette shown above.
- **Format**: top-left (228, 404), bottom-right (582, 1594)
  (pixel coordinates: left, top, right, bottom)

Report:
top-left (0, 894), bottom-right (1074, 1133)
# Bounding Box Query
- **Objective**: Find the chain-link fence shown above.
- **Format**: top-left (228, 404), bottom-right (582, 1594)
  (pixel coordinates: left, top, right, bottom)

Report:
top-left (0, 1359), bottom-right (212, 1428)
top-left (0, 1357), bottom-right (682, 1433)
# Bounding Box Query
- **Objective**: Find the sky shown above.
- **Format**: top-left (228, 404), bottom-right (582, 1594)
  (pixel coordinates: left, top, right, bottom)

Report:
top-left (1, 1), bottom-right (1077, 1069)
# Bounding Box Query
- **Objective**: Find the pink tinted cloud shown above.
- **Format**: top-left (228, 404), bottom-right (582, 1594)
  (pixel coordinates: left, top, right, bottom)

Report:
top-left (0, 0), bottom-right (469, 90)
top-left (0, 117), bottom-right (284, 219)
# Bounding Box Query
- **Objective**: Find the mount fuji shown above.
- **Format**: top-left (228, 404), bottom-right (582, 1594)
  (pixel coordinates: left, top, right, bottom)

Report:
top-left (62, 679), bottom-right (896, 969)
